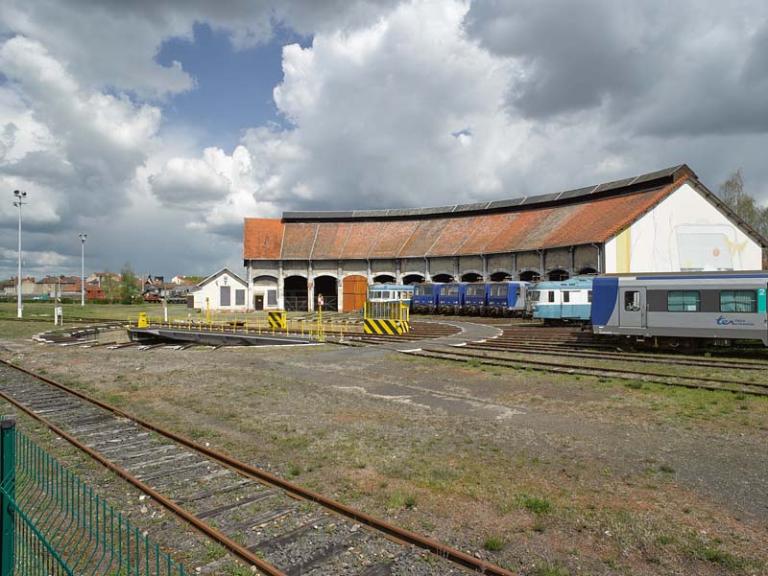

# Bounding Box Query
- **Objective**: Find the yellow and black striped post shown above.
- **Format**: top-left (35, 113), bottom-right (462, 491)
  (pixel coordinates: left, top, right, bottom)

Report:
top-left (363, 318), bottom-right (405, 335)
top-left (363, 300), bottom-right (411, 335)
top-left (267, 310), bottom-right (287, 330)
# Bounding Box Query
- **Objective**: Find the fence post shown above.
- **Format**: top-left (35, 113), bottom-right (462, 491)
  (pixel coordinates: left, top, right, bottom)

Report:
top-left (0, 417), bottom-right (16, 575)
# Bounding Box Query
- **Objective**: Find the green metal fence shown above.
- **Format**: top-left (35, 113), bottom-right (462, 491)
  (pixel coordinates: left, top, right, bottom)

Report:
top-left (0, 418), bottom-right (187, 575)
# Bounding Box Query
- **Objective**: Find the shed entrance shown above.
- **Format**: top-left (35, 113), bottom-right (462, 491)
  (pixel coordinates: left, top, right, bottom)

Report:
top-left (373, 274), bottom-right (396, 283)
top-left (284, 276), bottom-right (308, 311)
top-left (314, 275), bottom-right (338, 311)
top-left (342, 275), bottom-right (367, 312)
top-left (402, 274), bottom-right (424, 284)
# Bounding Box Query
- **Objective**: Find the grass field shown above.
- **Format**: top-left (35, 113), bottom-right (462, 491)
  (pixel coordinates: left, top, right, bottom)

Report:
top-left (0, 301), bottom-right (191, 321)
top-left (0, 302), bottom-right (361, 323)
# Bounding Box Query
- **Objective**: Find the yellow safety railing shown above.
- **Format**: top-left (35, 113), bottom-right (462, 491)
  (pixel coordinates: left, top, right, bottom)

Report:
top-left (135, 310), bottom-right (364, 342)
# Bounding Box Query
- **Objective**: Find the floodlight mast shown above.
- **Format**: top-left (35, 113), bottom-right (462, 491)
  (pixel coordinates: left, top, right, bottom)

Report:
top-left (79, 233), bottom-right (87, 306)
top-left (13, 190), bottom-right (27, 318)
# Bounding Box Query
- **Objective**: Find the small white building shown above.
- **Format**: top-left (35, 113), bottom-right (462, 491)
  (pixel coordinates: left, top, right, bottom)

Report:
top-left (191, 268), bottom-right (248, 312)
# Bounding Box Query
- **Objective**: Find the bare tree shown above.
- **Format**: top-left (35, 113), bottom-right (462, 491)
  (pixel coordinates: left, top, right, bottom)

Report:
top-left (718, 169), bottom-right (768, 238)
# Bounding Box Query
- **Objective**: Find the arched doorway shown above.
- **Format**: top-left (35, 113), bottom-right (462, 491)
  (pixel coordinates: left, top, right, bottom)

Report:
top-left (342, 275), bottom-right (367, 312)
top-left (252, 275), bottom-right (277, 310)
top-left (578, 267), bottom-right (598, 276)
top-left (461, 272), bottom-right (483, 282)
top-left (402, 273), bottom-right (424, 284)
top-left (373, 274), bottom-right (396, 283)
top-left (519, 270), bottom-right (541, 282)
top-left (490, 271), bottom-right (512, 282)
top-left (431, 273), bottom-right (453, 283)
top-left (313, 275), bottom-right (338, 311)
top-left (548, 269), bottom-right (570, 281)
top-left (283, 276), bottom-right (308, 311)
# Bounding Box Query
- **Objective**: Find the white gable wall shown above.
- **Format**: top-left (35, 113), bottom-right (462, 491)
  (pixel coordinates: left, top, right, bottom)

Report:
top-left (192, 271), bottom-right (248, 311)
top-left (604, 182), bottom-right (762, 273)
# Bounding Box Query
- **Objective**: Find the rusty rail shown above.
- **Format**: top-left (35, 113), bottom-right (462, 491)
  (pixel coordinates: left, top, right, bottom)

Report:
top-left (0, 358), bottom-right (516, 576)
top-left (0, 367), bottom-right (287, 574)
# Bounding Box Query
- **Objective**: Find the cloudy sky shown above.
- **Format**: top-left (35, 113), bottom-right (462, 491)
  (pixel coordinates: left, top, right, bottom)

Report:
top-left (1, 0), bottom-right (767, 279)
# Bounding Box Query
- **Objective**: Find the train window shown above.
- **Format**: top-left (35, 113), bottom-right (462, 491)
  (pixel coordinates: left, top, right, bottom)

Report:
top-left (563, 291), bottom-right (570, 303)
top-left (587, 290), bottom-right (592, 303)
top-left (467, 285), bottom-right (484, 296)
top-left (548, 291), bottom-right (555, 303)
top-left (720, 290), bottom-right (757, 313)
top-left (414, 285), bottom-right (431, 296)
top-left (667, 290), bottom-right (700, 312)
top-left (624, 291), bottom-right (641, 312)
top-left (529, 290), bottom-right (540, 301)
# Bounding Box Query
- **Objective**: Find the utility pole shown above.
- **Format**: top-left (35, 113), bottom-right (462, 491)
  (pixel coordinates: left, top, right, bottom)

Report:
top-left (79, 233), bottom-right (87, 306)
top-left (12, 190), bottom-right (27, 319)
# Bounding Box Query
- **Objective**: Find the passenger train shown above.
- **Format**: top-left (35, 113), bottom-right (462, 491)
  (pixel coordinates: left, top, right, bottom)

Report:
top-left (529, 277), bottom-right (592, 322)
top-left (401, 271), bottom-right (768, 346)
top-left (591, 272), bottom-right (768, 346)
top-left (367, 284), bottom-right (413, 304)
top-left (411, 282), bottom-right (528, 316)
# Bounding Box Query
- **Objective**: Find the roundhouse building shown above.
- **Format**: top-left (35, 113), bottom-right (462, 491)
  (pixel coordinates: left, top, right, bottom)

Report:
top-left (243, 165), bottom-right (765, 312)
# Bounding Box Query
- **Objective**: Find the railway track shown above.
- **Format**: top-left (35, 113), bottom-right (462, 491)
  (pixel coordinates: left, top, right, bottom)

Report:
top-left (464, 341), bottom-right (768, 371)
top-left (0, 358), bottom-right (514, 576)
top-left (402, 347), bottom-right (768, 397)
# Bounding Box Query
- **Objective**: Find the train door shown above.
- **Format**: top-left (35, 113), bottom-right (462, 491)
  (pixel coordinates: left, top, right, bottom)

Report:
top-left (620, 287), bottom-right (646, 328)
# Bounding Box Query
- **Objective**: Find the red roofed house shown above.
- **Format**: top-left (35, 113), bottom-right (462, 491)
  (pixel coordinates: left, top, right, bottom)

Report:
top-left (243, 165), bottom-right (766, 312)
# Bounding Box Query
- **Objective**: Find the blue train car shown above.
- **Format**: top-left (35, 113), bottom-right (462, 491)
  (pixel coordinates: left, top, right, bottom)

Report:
top-left (530, 277), bottom-right (593, 322)
top-left (437, 282), bottom-right (465, 314)
top-left (486, 282), bottom-right (528, 316)
top-left (463, 283), bottom-right (487, 315)
top-left (411, 283), bottom-right (438, 313)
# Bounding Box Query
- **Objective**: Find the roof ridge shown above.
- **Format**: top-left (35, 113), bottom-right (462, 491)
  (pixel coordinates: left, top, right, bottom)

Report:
top-left (282, 164), bottom-right (692, 222)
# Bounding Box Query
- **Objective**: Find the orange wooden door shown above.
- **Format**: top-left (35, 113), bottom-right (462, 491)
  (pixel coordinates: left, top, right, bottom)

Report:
top-left (342, 275), bottom-right (368, 312)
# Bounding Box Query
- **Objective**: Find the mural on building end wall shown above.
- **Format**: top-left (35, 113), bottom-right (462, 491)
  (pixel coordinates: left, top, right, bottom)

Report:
top-left (675, 224), bottom-right (747, 271)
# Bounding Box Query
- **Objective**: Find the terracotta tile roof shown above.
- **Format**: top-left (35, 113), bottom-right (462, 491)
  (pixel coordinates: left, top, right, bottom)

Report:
top-left (280, 223), bottom-right (316, 259)
top-left (243, 173), bottom-right (698, 260)
top-left (243, 218), bottom-right (283, 260)
top-left (340, 222), bottom-right (382, 259)
top-left (312, 222), bottom-right (351, 260)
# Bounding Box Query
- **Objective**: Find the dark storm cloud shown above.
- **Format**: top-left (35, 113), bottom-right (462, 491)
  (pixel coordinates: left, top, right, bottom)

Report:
top-left (464, 0), bottom-right (768, 137)
top-left (464, 0), bottom-right (654, 117)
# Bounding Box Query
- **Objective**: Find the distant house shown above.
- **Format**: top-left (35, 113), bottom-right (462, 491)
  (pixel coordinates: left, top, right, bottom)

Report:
top-left (86, 284), bottom-right (106, 301)
top-left (171, 275), bottom-right (200, 285)
top-left (32, 275), bottom-right (81, 299)
top-left (2, 277), bottom-right (37, 297)
top-left (191, 268), bottom-right (248, 311)
top-left (87, 272), bottom-right (121, 286)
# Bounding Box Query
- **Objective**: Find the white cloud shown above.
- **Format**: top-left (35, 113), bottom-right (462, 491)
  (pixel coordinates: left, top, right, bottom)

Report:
top-left (153, 0), bottom-right (532, 234)
top-left (0, 36), bottom-right (161, 222)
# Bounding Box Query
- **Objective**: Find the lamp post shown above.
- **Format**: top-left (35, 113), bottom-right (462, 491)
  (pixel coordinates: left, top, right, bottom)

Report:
top-left (79, 233), bottom-right (87, 306)
top-left (12, 190), bottom-right (27, 318)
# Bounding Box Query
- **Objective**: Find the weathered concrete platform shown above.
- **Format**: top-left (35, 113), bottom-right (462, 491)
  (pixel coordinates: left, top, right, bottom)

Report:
top-left (128, 327), bottom-right (313, 347)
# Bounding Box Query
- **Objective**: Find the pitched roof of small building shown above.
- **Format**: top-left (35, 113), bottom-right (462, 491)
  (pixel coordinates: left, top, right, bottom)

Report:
top-left (243, 165), bottom-right (766, 260)
top-left (196, 267), bottom-right (248, 288)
